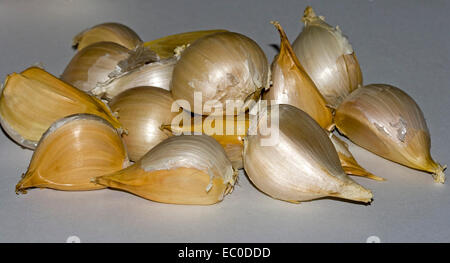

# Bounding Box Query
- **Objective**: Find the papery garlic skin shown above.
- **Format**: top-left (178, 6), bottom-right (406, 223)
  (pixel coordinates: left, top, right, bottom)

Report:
top-left (16, 114), bottom-right (128, 193)
top-left (95, 135), bottom-right (237, 205)
top-left (335, 84), bottom-right (446, 183)
top-left (171, 32), bottom-right (269, 116)
top-left (0, 67), bottom-right (121, 149)
top-left (292, 6), bottom-right (362, 108)
top-left (73, 22), bottom-right (142, 51)
top-left (243, 104), bottom-right (373, 203)
top-left (264, 21), bottom-right (333, 130)
top-left (109, 86), bottom-right (178, 161)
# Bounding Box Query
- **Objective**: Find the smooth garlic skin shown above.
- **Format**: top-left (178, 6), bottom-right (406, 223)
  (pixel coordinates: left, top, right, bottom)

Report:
top-left (243, 104), bottom-right (373, 203)
top-left (292, 6), bottom-right (362, 108)
top-left (16, 114), bottom-right (128, 193)
top-left (0, 67), bottom-right (121, 149)
top-left (61, 42), bottom-right (130, 92)
top-left (171, 32), bottom-right (269, 116)
top-left (95, 135), bottom-right (237, 205)
top-left (109, 86), bottom-right (178, 161)
top-left (263, 21), bottom-right (333, 130)
top-left (73, 22), bottom-right (142, 51)
top-left (335, 84), bottom-right (446, 183)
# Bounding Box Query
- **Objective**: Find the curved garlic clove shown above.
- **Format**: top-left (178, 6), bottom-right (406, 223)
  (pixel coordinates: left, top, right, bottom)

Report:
top-left (92, 57), bottom-right (176, 100)
top-left (95, 135), bottom-right (237, 205)
top-left (73, 22), bottom-right (142, 51)
top-left (144, 29), bottom-right (229, 59)
top-left (243, 104), bottom-right (373, 203)
top-left (335, 84), bottom-right (446, 183)
top-left (171, 32), bottom-right (269, 116)
top-left (330, 133), bottom-right (384, 181)
top-left (263, 21), bottom-right (333, 130)
top-left (292, 6), bottom-right (363, 108)
top-left (16, 114), bottom-right (128, 193)
top-left (109, 86), bottom-right (178, 161)
top-left (0, 67), bottom-right (121, 149)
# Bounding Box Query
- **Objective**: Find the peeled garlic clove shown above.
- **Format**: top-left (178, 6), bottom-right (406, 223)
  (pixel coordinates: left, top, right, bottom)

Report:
top-left (73, 22), bottom-right (142, 51)
top-left (335, 84), bottom-right (446, 183)
top-left (95, 135), bottom-right (237, 205)
top-left (330, 133), bottom-right (384, 181)
top-left (243, 104), bottom-right (373, 203)
top-left (171, 32), bottom-right (269, 116)
top-left (144, 29), bottom-right (229, 59)
top-left (109, 86), bottom-right (178, 161)
top-left (263, 21), bottom-right (333, 130)
top-left (92, 57), bottom-right (176, 99)
top-left (0, 67), bottom-right (121, 149)
top-left (292, 6), bottom-right (363, 108)
top-left (16, 114), bottom-right (128, 193)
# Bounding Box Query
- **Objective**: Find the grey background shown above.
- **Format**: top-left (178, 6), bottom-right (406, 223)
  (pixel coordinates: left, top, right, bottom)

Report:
top-left (0, 0), bottom-right (449, 242)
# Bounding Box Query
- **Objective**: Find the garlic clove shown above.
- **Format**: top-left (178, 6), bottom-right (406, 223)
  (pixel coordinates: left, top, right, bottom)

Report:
top-left (73, 22), bottom-right (142, 51)
top-left (109, 86), bottom-right (179, 161)
top-left (0, 67), bottom-right (121, 149)
top-left (95, 135), bottom-right (237, 205)
top-left (330, 133), bottom-right (385, 181)
top-left (171, 32), bottom-right (269, 116)
top-left (243, 104), bottom-right (373, 203)
top-left (16, 114), bottom-right (128, 193)
top-left (335, 84), bottom-right (446, 183)
top-left (292, 6), bottom-right (363, 108)
top-left (263, 21), bottom-right (333, 130)
top-left (144, 29), bottom-right (229, 59)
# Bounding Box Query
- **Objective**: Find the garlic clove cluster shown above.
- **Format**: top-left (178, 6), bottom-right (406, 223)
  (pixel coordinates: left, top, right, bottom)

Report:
top-left (0, 67), bottom-right (121, 149)
top-left (243, 104), bottom-right (373, 203)
top-left (16, 114), bottom-right (128, 193)
top-left (263, 21), bottom-right (333, 130)
top-left (292, 6), bottom-right (362, 109)
top-left (95, 135), bottom-right (237, 205)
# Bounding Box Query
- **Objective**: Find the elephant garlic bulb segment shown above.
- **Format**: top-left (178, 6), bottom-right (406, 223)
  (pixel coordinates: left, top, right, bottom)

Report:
top-left (171, 32), bottom-right (269, 116)
top-left (95, 135), bottom-right (237, 205)
top-left (109, 86), bottom-right (178, 161)
top-left (243, 104), bottom-right (373, 203)
top-left (292, 6), bottom-right (362, 108)
top-left (0, 67), bottom-right (121, 149)
top-left (73, 22), bottom-right (142, 51)
top-left (263, 21), bottom-right (333, 130)
top-left (335, 84), bottom-right (446, 183)
top-left (15, 114), bottom-right (128, 193)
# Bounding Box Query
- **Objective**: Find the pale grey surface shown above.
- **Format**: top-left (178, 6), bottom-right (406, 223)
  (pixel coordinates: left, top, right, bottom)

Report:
top-left (0, 0), bottom-right (449, 242)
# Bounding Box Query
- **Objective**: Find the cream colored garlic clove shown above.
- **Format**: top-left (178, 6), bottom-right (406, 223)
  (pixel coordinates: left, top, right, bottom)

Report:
top-left (243, 104), bottom-right (373, 203)
top-left (16, 114), bottom-right (128, 193)
top-left (263, 21), bottom-right (333, 130)
top-left (171, 32), bottom-right (269, 116)
top-left (335, 84), bottom-right (446, 183)
top-left (95, 135), bottom-right (237, 205)
top-left (73, 22), bottom-right (143, 51)
top-left (109, 86), bottom-right (179, 161)
top-left (292, 6), bottom-right (362, 108)
top-left (0, 67), bottom-right (122, 149)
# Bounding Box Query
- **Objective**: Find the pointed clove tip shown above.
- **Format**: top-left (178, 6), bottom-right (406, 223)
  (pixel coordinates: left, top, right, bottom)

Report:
top-left (336, 183), bottom-right (373, 203)
top-left (302, 6), bottom-right (318, 24)
top-left (433, 164), bottom-right (446, 184)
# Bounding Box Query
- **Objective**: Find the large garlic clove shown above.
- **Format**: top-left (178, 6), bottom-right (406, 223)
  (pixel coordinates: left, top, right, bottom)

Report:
top-left (171, 32), bottom-right (269, 116)
top-left (73, 22), bottom-right (142, 51)
top-left (0, 67), bottom-right (121, 149)
top-left (92, 57), bottom-right (176, 100)
top-left (243, 104), bottom-right (373, 203)
top-left (95, 135), bottom-right (237, 205)
top-left (292, 6), bottom-right (362, 108)
top-left (16, 114), bottom-right (128, 193)
top-left (330, 133), bottom-right (384, 181)
top-left (144, 29), bottom-right (229, 59)
top-left (335, 84), bottom-right (446, 183)
top-left (263, 21), bottom-right (333, 130)
top-left (109, 86), bottom-right (178, 161)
